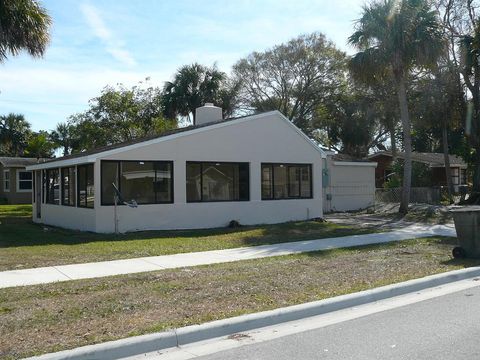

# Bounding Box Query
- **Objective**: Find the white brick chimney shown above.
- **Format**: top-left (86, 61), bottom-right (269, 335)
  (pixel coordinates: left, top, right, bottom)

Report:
top-left (195, 103), bottom-right (223, 126)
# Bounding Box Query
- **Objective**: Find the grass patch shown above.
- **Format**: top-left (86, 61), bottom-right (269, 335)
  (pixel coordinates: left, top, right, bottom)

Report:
top-left (0, 205), bottom-right (376, 271)
top-left (0, 236), bottom-right (477, 359)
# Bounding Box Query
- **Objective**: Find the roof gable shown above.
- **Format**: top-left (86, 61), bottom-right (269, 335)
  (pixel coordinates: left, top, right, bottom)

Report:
top-left (27, 111), bottom-right (325, 170)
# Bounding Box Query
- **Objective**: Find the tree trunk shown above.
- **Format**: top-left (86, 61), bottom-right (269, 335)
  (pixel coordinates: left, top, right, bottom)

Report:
top-left (442, 119), bottom-right (454, 203)
top-left (397, 76), bottom-right (412, 214)
top-left (473, 151), bottom-right (480, 193)
top-left (390, 124), bottom-right (397, 162)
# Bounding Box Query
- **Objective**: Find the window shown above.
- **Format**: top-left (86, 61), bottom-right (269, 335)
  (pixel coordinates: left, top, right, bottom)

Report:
top-left (17, 170), bottom-right (32, 192)
top-left (261, 163), bottom-right (312, 200)
top-left (186, 162), bottom-right (249, 202)
top-left (461, 169), bottom-right (467, 185)
top-left (452, 167), bottom-right (460, 185)
top-left (61, 167), bottom-right (76, 206)
top-left (101, 161), bottom-right (173, 205)
top-left (3, 170), bottom-right (9, 192)
top-left (77, 164), bottom-right (94, 208)
top-left (45, 168), bottom-right (60, 204)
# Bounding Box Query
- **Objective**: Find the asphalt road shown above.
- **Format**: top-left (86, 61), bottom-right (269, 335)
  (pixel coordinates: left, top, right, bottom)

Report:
top-left (194, 285), bottom-right (480, 360)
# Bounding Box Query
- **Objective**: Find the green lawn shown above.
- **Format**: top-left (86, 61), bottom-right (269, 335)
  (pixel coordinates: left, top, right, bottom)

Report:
top-left (0, 236), bottom-right (476, 359)
top-left (0, 204), bottom-right (377, 271)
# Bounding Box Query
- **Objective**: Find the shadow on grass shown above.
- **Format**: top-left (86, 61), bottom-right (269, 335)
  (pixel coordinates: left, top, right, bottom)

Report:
top-left (0, 216), bottom-right (376, 249)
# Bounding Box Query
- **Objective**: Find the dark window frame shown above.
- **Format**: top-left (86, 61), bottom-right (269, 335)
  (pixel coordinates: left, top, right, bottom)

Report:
top-left (100, 160), bottom-right (174, 206)
top-left (261, 163), bottom-right (313, 200)
top-left (77, 164), bottom-right (94, 209)
top-left (186, 161), bottom-right (250, 203)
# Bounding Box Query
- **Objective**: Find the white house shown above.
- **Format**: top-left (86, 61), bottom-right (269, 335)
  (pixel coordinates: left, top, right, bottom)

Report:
top-left (27, 105), bottom-right (324, 233)
top-left (322, 153), bottom-right (377, 213)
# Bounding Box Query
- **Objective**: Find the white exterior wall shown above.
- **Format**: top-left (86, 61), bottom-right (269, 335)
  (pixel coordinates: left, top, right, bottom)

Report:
top-left (323, 157), bottom-right (376, 213)
top-left (31, 112), bottom-right (323, 233)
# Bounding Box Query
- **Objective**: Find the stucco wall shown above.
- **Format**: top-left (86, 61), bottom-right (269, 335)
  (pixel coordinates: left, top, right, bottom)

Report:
top-left (33, 112), bottom-right (324, 233)
top-left (323, 157), bottom-right (376, 213)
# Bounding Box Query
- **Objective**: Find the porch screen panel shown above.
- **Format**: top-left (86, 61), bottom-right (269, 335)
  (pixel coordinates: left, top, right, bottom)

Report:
top-left (101, 162), bottom-right (119, 205)
top-left (46, 168), bottom-right (60, 205)
top-left (77, 164), bottom-right (94, 208)
top-left (101, 160), bottom-right (173, 205)
top-left (61, 167), bottom-right (76, 206)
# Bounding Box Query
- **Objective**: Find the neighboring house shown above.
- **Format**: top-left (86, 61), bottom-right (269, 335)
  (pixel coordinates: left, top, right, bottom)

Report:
top-left (27, 105), bottom-right (324, 233)
top-left (322, 153), bottom-right (377, 213)
top-left (0, 157), bottom-right (41, 204)
top-left (368, 151), bottom-right (468, 190)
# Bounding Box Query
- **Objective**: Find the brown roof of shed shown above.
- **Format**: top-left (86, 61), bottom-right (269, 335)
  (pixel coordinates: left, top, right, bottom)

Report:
top-left (369, 151), bottom-right (466, 167)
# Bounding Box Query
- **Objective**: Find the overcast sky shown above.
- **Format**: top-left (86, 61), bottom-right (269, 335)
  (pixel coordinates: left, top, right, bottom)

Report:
top-left (0, 0), bottom-right (364, 131)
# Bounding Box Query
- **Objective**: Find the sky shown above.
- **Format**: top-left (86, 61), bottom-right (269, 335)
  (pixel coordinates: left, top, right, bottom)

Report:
top-left (0, 0), bottom-right (364, 132)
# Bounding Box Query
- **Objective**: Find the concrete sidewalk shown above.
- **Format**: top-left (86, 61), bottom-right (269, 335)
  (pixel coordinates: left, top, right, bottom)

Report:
top-left (0, 223), bottom-right (456, 289)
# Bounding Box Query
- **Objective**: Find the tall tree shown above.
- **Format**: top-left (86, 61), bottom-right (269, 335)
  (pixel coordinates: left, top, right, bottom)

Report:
top-left (0, 0), bottom-right (51, 62)
top-left (24, 131), bottom-right (54, 158)
top-left (162, 63), bottom-right (238, 125)
top-left (232, 32), bottom-right (346, 136)
top-left (349, 0), bottom-right (445, 213)
top-left (49, 122), bottom-right (76, 156)
top-left (313, 82), bottom-right (389, 157)
top-left (0, 113), bottom-right (31, 156)
top-left (68, 80), bottom-right (176, 152)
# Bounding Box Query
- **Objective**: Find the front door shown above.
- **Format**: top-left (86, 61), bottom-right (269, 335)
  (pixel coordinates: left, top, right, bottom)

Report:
top-left (35, 170), bottom-right (41, 218)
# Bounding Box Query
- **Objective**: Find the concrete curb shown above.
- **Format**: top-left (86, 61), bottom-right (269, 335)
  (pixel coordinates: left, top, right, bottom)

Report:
top-left (28, 266), bottom-right (480, 360)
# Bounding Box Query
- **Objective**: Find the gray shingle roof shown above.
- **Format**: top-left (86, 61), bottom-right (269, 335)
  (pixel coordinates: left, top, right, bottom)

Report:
top-left (369, 151), bottom-right (467, 167)
top-left (0, 157), bottom-right (45, 168)
top-left (38, 112), bottom-right (265, 165)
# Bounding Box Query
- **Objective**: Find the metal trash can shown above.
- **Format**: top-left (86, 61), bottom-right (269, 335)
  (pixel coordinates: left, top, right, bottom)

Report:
top-left (450, 206), bottom-right (480, 258)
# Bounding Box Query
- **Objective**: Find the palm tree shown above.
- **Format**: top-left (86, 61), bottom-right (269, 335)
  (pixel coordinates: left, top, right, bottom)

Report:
top-left (0, 113), bottom-right (31, 156)
top-left (348, 0), bottom-right (445, 214)
top-left (50, 122), bottom-right (73, 156)
top-left (0, 0), bottom-right (51, 62)
top-left (162, 63), bottom-right (229, 125)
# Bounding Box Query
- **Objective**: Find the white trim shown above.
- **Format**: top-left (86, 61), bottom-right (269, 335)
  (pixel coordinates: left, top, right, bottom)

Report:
top-left (16, 169), bottom-right (33, 193)
top-left (273, 111), bottom-right (327, 158)
top-left (333, 161), bottom-right (378, 167)
top-left (27, 111), bottom-right (326, 170)
top-left (3, 169), bottom-right (10, 192)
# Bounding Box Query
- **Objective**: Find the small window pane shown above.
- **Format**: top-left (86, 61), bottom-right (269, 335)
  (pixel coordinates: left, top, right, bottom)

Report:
top-left (261, 165), bottom-right (272, 199)
top-left (3, 171), bottom-right (9, 191)
top-left (186, 163), bottom-right (201, 202)
top-left (300, 166), bottom-right (311, 198)
top-left (273, 165), bottom-right (288, 199)
top-left (155, 162), bottom-right (172, 202)
top-left (19, 171), bottom-right (32, 181)
top-left (288, 166), bottom-right (300, 197)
